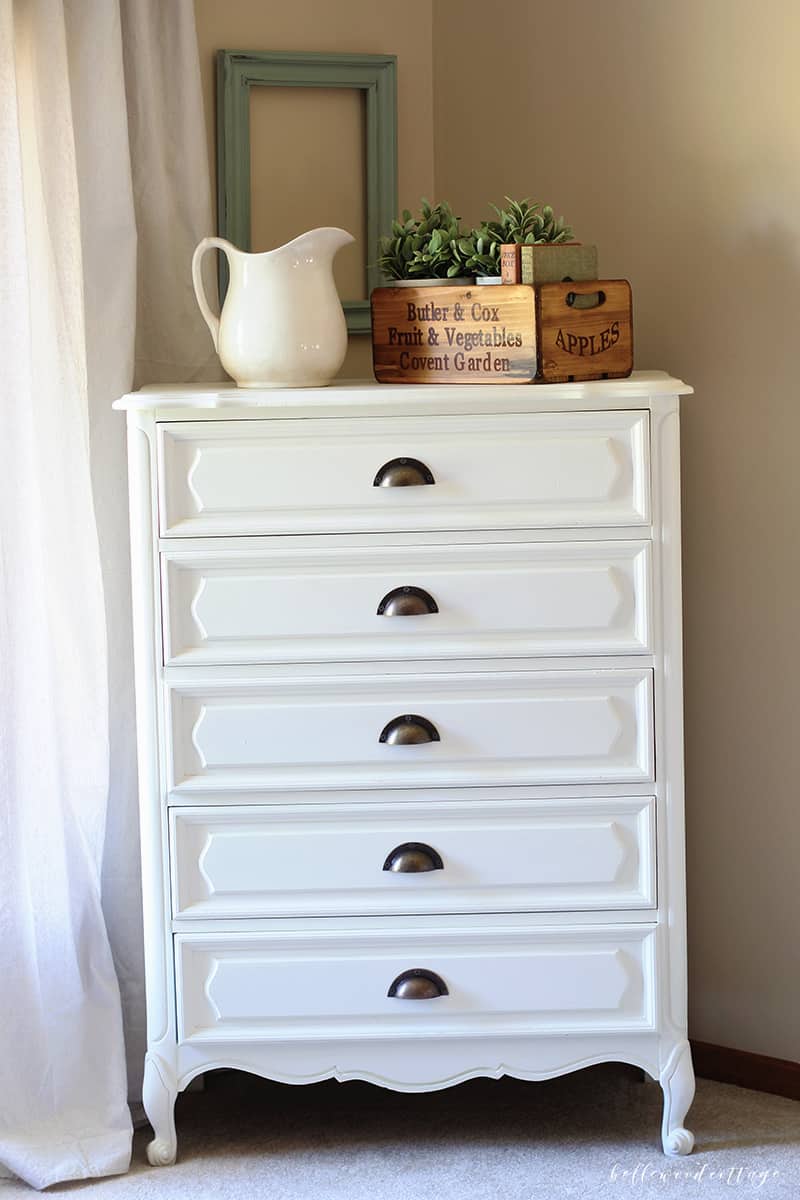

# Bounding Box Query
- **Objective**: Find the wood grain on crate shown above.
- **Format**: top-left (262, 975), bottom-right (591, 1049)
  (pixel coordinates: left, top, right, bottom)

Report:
top-left (536, 279), bottom-right (633, 383)
top-left (371, 284), bottom-right (536, 384)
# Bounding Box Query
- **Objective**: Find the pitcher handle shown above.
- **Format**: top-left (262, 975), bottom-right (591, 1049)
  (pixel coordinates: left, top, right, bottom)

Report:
top-left (192, 236), bottom-right (233, 352)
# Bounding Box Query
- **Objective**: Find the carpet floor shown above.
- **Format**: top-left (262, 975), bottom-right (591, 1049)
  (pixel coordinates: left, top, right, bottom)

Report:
top-left (2, 1066), bottom-right (798, 1198)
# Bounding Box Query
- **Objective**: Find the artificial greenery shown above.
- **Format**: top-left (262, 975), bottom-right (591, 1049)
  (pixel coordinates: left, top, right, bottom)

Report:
top-left (491, 197), bottom-right (573, 245)
top-left (453, 230), bottom-right (502, 278)
top-left (458, 197), bottom-right (575, 277)
top-left (377, 196), bottom-right (575, 281)
top-left (376, 199), bottom-right (466, 280)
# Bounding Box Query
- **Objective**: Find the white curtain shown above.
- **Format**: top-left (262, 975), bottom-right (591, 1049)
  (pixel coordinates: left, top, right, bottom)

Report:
top-left (0, 0), bottom-right (220, 1187)
top-left (82, 0), bottom-right (223, 1111)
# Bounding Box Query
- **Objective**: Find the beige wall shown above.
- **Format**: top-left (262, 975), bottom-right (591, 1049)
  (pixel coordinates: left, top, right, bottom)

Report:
top-left (194, 0), bottom-right (434, 378)
top-left (434, 0), bottom-right (800, 1060)
top-left (193, 0), bottom-right (799, 1061)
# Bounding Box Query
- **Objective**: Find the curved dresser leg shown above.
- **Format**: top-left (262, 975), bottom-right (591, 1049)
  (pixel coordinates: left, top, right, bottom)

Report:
top-left (660, 1040), bottom-right (696, 1156)
top-left (143, 1052), bottom-right (178, 1166)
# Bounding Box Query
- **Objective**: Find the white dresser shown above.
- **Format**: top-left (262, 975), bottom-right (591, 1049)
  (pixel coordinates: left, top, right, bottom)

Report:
top-left (116, 372), bottom-right (696, 1164)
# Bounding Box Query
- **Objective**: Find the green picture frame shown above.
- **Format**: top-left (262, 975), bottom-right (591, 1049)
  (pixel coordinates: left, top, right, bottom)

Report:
top-left (216, 49), bottom-right (398, 334)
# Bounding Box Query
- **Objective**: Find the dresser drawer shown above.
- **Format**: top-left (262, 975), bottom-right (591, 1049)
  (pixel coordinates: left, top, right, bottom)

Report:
top-left (167, 668), bottom-right (653, 793)
top-left (175, 922), bottom-right (656, 1043)
top-left (170, 797), bottom-right (656, 919)
top-left (157, 411), bottom-right (650, 537)
top-left (162, 539), bottom-right (652, 666)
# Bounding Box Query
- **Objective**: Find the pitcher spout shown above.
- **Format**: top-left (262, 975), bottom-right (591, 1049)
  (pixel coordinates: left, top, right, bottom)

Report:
top-left (278, 226), bottom-right (355, 264)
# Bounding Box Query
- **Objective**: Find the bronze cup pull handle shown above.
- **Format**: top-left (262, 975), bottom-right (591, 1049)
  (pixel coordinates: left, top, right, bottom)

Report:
top-left (382, 842), bottom-right (444, 873)
top-left (379, 715), bottom-right (440, 745)
top-left (377, 586), bottom-right (438, 617)
top-left (373, 457), bottom-right (435, 487)
top-left (387, 969), bottom-right (449, 999)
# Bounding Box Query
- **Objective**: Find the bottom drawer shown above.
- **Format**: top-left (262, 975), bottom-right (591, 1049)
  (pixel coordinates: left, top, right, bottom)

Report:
top-left (176, 922), bottom-right (656, 1043)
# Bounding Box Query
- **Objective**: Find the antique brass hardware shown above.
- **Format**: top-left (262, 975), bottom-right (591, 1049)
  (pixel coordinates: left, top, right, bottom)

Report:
top-left (373, 457), bottom-right (435, 487)
top-left (377, 586), bottom-right (439, 617)
top-left (387, 969), bottom-right (449, 999)
top-left (378, 715), bottom-right (440, 745)
top-left (382, 842), bottom-right (444, 873)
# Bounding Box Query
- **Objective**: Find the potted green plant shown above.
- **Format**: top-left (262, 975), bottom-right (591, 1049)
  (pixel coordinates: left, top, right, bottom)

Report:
top-left (376, 199), bottom-right (472, 286)
top-left (459, 197), bottom-right (575, 284)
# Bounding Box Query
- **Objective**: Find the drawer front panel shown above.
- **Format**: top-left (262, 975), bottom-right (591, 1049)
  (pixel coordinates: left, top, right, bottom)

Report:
top-left (170, 797), bottom-right (656, 918)
top-left (168, 669), bottom-right (654, 793)
top-left (176, 924), bottom-right (656, 1042)
top-left (157, 411), bottom-right (650, 537)
top-left (162, 540), bottom-right (652, 666)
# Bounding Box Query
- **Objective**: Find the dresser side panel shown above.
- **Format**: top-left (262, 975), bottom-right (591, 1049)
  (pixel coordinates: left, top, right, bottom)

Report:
top-left (649, 395), bottom-right (690, 1051)
top-left (126, 411), bottom-right (177, 1078)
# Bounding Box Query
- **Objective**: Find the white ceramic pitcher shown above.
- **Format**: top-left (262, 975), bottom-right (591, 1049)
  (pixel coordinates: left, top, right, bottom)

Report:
top-left (192, 228), bottom-right (354, 388)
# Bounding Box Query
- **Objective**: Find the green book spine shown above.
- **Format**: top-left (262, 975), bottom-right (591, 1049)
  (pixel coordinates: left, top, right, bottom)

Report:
top-left (520, 244), bottom-right (599, 285)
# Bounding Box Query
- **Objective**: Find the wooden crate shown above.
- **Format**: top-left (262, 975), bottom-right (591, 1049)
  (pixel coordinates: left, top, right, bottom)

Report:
top-left (371, 279), bottom-right (633, 385)
top-left (371, 285), bottom-right (536, 384)
top-left (536, 279), bottom-right (633, 383)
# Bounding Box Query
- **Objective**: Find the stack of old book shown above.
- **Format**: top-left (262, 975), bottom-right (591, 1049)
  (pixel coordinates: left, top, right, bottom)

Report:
top-left (499, 242), bottom-right (598, 285)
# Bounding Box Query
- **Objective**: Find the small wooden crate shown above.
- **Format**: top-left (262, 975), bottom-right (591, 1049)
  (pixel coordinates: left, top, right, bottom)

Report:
top-left (371, 284), bottom-right (537, 384)
top-left (370, 279), bottom-right (633, 385)
top-left (535, 279), bottom-right (633, 383)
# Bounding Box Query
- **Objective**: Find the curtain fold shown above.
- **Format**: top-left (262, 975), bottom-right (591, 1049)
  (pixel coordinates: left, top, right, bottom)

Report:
top-left (120, 0), bottom-right (224, 386)
top-left (0, 0), bottom-right (220, 1185)
top-left (96, 0), bottom-right (224, 1105)
top-left (0, 0), bottom-right (132, 1185)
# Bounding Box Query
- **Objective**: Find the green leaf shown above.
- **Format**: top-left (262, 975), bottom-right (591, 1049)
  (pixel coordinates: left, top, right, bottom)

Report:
top-left (377, 197), bottom-right (475, 280)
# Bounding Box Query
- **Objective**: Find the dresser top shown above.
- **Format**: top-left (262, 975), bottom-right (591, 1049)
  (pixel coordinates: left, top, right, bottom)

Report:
top-left (114, 370), bottom-right (691, 418)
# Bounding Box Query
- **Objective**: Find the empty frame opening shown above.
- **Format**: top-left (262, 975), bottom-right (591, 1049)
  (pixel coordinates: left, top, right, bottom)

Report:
top-left (249, 86), bottom-right (367, 301)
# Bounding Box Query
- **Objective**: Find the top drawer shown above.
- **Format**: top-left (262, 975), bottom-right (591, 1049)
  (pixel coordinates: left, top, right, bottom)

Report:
top-left (157, 411), bottom-right (650, 537)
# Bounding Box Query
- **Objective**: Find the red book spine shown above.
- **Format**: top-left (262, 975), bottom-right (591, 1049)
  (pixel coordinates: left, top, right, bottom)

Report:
top-left (500, 244), bottom-right (521, 284)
